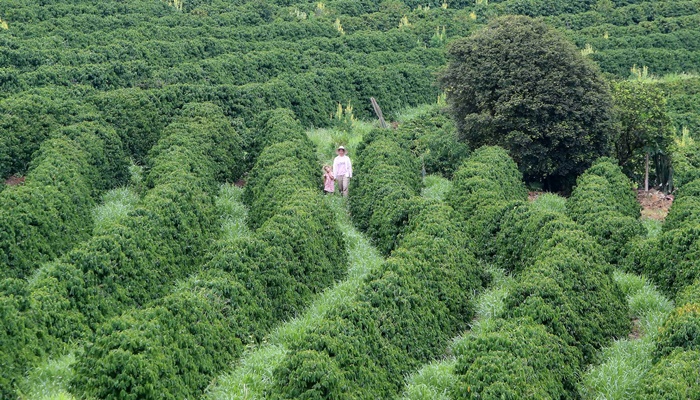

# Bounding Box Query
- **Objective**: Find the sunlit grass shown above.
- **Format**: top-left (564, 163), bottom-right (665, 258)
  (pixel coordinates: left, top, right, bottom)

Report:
top-left (422, 175), bottom-right (452, 201)
top-left (205, 196), bottom-right (384, 400)
top-left (17, 353), bottom-right (77, 400)
top-left (579, 272), bottom-right (674, 399)
top-left (530, 192), bottom-right (567, 214)
top-left (400, 360), bottom-right (457, 400)
top-left (92, 187), bottom-right (139, 234)
top-left (641, 218), bottom-right (662, 239)
top-left (395, 103), bottom-right (440, 123)
top-left (216, 184), bottom-right (250, 241)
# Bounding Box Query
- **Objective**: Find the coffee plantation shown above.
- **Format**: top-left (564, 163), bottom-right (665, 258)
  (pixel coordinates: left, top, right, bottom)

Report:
top-left (2, 0), bottom-right (700, 398)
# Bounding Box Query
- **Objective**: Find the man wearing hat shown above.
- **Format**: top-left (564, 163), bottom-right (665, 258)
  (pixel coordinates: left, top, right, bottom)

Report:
top-left (333, 146), bottom-right (353, 197)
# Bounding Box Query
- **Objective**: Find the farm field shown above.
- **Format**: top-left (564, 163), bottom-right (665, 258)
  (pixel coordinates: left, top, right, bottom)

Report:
top-left (2, 0), bottom-right (700, 399)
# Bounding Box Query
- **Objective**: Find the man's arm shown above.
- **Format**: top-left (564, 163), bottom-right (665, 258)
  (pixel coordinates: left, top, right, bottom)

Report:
top-left (348, 157), bottom-right (352, 178)
top-left (332, 157), bottom-right (338, 178)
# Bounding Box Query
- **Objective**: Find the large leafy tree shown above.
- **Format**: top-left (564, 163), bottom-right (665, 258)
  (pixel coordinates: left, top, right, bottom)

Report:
top-left (441, 15), bottom-right (615, 190)
top-left (611, 81), bottom-right (673, 191)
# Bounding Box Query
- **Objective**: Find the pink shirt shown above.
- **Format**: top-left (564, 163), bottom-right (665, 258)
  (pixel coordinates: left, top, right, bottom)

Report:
top-left (324, 172), bottom-right (335, 192)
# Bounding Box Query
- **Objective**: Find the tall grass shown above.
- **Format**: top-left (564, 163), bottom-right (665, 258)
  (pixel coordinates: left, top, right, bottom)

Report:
top-left (641, 218), bottom-right (662, 239)
top-left (216, 184), bottom-right (250, 241)
top-left (205, 195), bottom-right (384, 400)
top-left (530, 192), bottom-right (567, 214)
top-left (17, 354), bottom-right (77, 400)
top-left (92, 187), bottom-right (139, 235)
top-left (579, 272), bottom-right (673, 400)
top-left (422, 175), bottom-right (452, 201)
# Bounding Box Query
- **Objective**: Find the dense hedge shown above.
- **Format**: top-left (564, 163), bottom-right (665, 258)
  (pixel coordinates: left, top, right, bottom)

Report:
top-left (394, 106), bottom-right (470, 179)
top-left (0, 87), bottom-right (99, 179)
top-left (0, 122), bottom-right (129, 279)
top-left (453, 317), bottom-right (579, 398)
top-left (270, 201), bottom-right (483, 399)
top-left (639, 349), bottom-right (700, 400)
top-left (447, 154), bottom-right (627, 397)
top-left (72, 109), bottom-right (347, 399)
top-left (349, 128), bottom-right (422, 255)
top-left (446, 146), bottom-right (528, 258)
top-left (243, 109), bottom-right (319, 228)
top-left (0, 278), bottom-right (57, 399)
top-left (652, 302), bottom-right (700, 360)
top-left (627, 177), bottom-right (700, 295)
top-left (567, 158), bottom-right (644, 264)
top-left (0, 103), bottom-right (240, 397)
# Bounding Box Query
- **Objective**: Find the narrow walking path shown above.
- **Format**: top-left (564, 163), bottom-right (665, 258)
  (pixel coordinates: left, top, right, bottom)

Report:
top-left (204, 196), bottom-right (384, 399)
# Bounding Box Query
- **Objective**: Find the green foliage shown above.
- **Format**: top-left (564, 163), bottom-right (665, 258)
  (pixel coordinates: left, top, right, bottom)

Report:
top-left (677, 280), bottom-right (700, 306)
top-left (494, 203), bottom-right (576, 273)
top-left (446, 146), bottom-right (527, 258)
top-left (504, 241), bottom-right (628, 364)
top-left (442, 15), bottom-right (615, 190)
top-left (453, 318), bottom-right (580, 399)
top-left (394, 106), bottom-right (470, 179)
top-left (639, 349), bottom-right (700, 400)
top-left (90, 89), bottom-right (174, 164)
top-left (72, 109), bottom-right (347, 399)
top-left (652, 302), bottom-right (700, 360)
top-left (568, 158), bottom-right (641, 220)
top-left (245, 144), bottom-right (319, 229)
top-left (0, 87), bottom-right (99, 178)
top-left (579, 271), bottom-right (674, 400)
top-left (270, 202), bottom-right (483, 399)
top-left (245, 108), bottom-right (310, 168)
top-left (0, 279), bottom-right (48, 399)
top-left (635, 179), bottom-right (700, 295)
top-left (55, 121), bottom-right (130, 194)
top-left (0, 137), bottom-right (95, 279)
top-left (567, 159), bottom-right (644, 264)
top-left (611, 80), bottom-right (674, 188)
top-left (349, 129), bottom-right (422, 255)
top-left (72, 271), bottom-right (257, 400)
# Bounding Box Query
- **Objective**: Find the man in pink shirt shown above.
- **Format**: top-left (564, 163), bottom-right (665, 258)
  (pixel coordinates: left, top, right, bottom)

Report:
top-left (333, 146), bottom-right (353, 197)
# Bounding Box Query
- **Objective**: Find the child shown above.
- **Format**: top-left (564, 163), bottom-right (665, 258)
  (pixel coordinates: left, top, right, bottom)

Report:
top-left (323, 165), bottom-right (335, 194)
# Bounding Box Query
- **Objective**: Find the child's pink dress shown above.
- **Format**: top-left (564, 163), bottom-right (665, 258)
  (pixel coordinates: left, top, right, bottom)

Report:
top-left (324, 172), bottom-right (335, 193)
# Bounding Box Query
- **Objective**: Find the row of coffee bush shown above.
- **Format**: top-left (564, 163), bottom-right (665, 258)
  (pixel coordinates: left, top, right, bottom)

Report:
top-left (261, 127), bottom-right (483, 398)
top-left (625, 177), bottom-right (700, 296)
top-left (1, 61), bottom-right (438, 180)
top-left (70, 109), bottom-right (347, 399)
top-left (545, 0), bottom-right (700, 31)
top-left (393, 106), bottom-right (471, 179)
top-left (566, 158), bottom-right (645, 265)
top-left (0, 103), bottom-right (240, 398)
top-left (349, 128), bottom-right (423, 255)
top-left (446, 148), bottom-right (627, 397)
top-left (445, 146), bottom-right (529, 259)
top-left (634, 183), bottom-right (700, 397)
top-left (0, 121), bottom-right (129, 279)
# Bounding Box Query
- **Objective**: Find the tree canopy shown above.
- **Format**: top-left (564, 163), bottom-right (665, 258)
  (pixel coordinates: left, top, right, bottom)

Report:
top-left (441, 15), bottom-right (615, 190)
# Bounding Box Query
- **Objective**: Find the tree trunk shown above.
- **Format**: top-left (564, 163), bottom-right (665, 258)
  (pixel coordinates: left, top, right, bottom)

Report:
top-left (645, 153), bottom-right (650, 192)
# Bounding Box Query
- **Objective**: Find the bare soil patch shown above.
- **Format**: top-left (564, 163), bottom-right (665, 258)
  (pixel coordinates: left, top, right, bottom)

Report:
top-left (4, 175), bottom-right (25, 186)
top-left (638, 189), bottom-right (673, 221)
